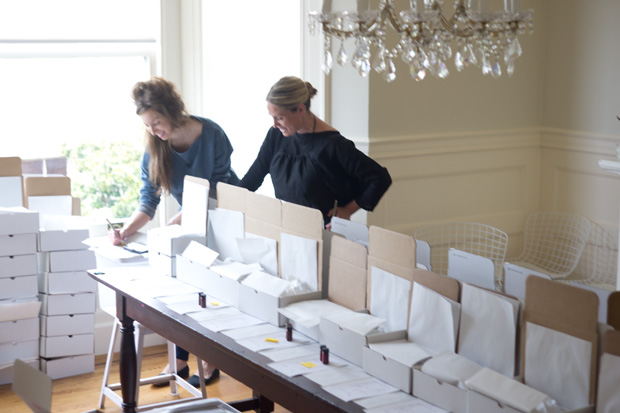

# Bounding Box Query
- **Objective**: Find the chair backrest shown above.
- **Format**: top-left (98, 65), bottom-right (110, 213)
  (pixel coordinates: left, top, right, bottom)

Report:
top-left (570, 221), bottom-right (618, 287)
top-left (414, 222), bottom-right (509, 282)
top-left (517, 211), bottom-right (591, 277)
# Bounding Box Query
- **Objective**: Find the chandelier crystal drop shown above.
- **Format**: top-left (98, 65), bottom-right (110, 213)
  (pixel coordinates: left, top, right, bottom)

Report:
top-left (309, 0), bottom-right (534, 83)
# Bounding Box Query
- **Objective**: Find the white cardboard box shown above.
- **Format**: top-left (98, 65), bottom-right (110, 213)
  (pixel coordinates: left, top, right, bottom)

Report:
top-left (39, 292), bottom-right (96, 316)
top-left (0, 317), bottom-right (39, 343)
top-left (147, 225), bottom-right (206, 256)
top-left (0, 207), bottom-right (39, 236)
top-left (0, 297), bottom-right (41, 322)
top-left (0, 253), bottom-right (37, 278)
top-left (0, 358), bottom-right (38, 386)
top-left (40, 313), bottom-right (95, 336)
top-left (467, 390), bottom-right (595, 413)
top-left (361, 330), bottom-right (420, 392)
top-left (38, 270), bottom-right (97, 294)
top-left (176, 254), bottom-right (238, 306)
top-left (0, 339), bottom-right (39, 365)
top-left (412, 368), bottom-right (469, 413)
top-left (0, 274), bottom-right (38, 300)
top-left (238, 285), bottom-right (322, 327)
top-left (41, 353), bottom-right (95, 380)
top-left (38, 228), bottom-right (89, 252)
top-left (318, 316), bottom-right (380, 367)
top-left (37, 249), bottom-right (97, 273)
top-left (39, 333), bottom-right (94, 358)
top-left (148, 250), bottom-right (176, 277)
top-left (0, 233), bottom-right (37, 256)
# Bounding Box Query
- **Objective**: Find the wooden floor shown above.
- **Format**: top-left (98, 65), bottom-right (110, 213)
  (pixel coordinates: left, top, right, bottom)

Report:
top-left (0, 345), bottom-right (291, 413)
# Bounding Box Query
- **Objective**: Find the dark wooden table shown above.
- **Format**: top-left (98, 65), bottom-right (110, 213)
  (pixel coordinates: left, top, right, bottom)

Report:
top-left (88, 267), bottom-right (363, 413)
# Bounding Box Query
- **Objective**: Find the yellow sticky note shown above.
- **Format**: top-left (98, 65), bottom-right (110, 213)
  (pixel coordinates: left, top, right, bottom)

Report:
top-left (210, 301), bottom-right (220, 306)
top-left (265, 337), bottom-right (279, 343)
top-left (300, 362), bottom-right (316, 368)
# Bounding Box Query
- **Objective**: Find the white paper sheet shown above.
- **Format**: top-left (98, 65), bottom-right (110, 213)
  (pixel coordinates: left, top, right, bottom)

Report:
top-left (330, 217), bottom-right (369, 245)
top-left (198, 312), bottom-right (264, 332)
top-left (420, 350), bottom-right (483, 390)
top-left (260, 343), bottom-right (320, 362)
top-left (187, 306), bottom-right (241, 322)
top-left (27, 195), bottom-right (72, 215)
top-left (597, 353), bottom-right (620, 412)
top-left (278, 299), bottom-right (351, 329)
top-left (240, 233), bottom-right (278, 275)
top-left (458, 283), bottom-right (517, 376)
top-left (181, 177), bottom-right (209, 235)
top-left (221, 323), bottom-right (282, 341)
top-left (267, 353), bottom-right (346, 377)
top-left (207, 208), bottom-right (244, 262)
top-left (321, 310), bottom-right (386, 335)
top-left (525, 322), bottom-right (592, 410)
top-left (180, 241), bottom-right (219, 267)
top-left (364, 398), bottom-right (449, 413)
top-left (369, 267), bottom-right (411, 332)
top-left (408, 282), bottom-right (459, 353)
top-left (210, 261), bottom-right (261, 281)
top-left (447, 249), bottom-right (496, 290)
top-left (368, 340), bottom-right (433, 366)
top-left (0, 176), bottom-right (23, 207)
top-left (355, 391), bottom-right (425, 410)
top-left (166, 296), bottom-right (228, 314)
top-left (241, 271), bottom-right (291, 297)
top-left (323, 377), bottom-right (399, 402)
top-left (236, 329), bottom-right (312, 352)
top-left (305, 364), bottom-right (370, 387)
top-left (280, 232), bottom-right (318, 291)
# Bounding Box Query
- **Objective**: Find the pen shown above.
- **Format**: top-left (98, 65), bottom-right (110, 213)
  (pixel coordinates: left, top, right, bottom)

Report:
top-left (106, 219), bottom-right (125, 246)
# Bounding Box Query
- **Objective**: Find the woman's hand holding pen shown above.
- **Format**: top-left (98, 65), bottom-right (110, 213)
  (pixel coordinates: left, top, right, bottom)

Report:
top-left (108, 226), bottom-right (127, 246)
top-left (326, 200), bottom-right (360, 230)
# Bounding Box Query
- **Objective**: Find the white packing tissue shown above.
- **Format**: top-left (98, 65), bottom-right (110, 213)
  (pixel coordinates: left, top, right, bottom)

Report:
top-left (321, 309), bottom-right (386, 336)
top-left (280, 232), bottom-right (318, 291)
top-left (239, 233), bottom-right (278, 276)
top-left (241, 271), bottom-right (292, 297)
top-left (408, 281), bottom-right (459, 353)
top-left (597, 352), bottom-right (620, 412)
top-left (180, 240), bottom-right (219, 267)
top-left (465, 367), bottom-right (563, 413)
top-left (420, 350), bottom-right (484, 390)
top-left (210, 261), bottom-right (261, 281)
top-left (278, 299), bottom-right (351, 329)
top-left (207, 208), bottom-right (244, 262)
top-left (368, 340), bottom-right (434, 367)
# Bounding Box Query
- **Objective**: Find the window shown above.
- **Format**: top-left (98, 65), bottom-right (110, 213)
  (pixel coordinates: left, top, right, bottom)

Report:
top-left (0, 0), bottom-right (159, 219)
top-left (202, 0), bottom-right (303, 196)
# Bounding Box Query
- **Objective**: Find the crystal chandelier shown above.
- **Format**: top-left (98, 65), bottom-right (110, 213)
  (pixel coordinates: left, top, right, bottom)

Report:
top-left (308, 0), bottom-right (534, 82)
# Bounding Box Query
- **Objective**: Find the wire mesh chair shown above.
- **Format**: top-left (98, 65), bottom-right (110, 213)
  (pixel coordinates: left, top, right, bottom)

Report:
top-left (414, 222), bottom-right (509, 284)
top-left (560, 221), bottom-right (618, 289)
top-left (510, 211), bottom-right (591, 280)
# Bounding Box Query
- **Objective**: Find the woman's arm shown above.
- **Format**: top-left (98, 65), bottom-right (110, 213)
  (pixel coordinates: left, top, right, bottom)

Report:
top-left (238, 129), bottom-right (276, 192)
top-left (109, 210), bottom-right (151, 245)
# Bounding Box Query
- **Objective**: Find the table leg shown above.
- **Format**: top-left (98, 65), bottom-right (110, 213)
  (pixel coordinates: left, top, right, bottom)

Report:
top-left (119, 296), bottom-right (138, 413)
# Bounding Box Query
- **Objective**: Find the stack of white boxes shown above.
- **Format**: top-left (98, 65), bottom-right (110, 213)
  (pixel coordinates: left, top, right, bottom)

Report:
top-left (37, 215), bottom-right (97, 379)
top-left (0, 207), bottom-right (41, 385)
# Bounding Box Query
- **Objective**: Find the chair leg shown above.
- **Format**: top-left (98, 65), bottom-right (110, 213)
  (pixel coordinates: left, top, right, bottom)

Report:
top-left (98, 318), bottom-right (120, 409)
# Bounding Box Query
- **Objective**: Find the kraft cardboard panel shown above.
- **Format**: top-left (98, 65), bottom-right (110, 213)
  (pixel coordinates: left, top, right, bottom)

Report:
top-left (328, 236), bottom-right (368, 311)
top-left (523, 276), bottom-right (598, 405)
top-left (24, 176), bottom-right (71, 196)
top-left (281, 201), bottom-right (323, 241)
top-left (411, 268), bottom-right (460, 303)
top-left (246, 192), bottom-right (281, 226)
top-left (216, 182), bottom-right (248, 213)
top-left (0, 157), bottom-right (22, 176)
top-left (368, 226), bottom-right (416, 269)
top-left (608, 291), bottom-right (620, 331)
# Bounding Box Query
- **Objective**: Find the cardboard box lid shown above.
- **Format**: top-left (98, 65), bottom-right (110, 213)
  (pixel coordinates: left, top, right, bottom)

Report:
top-left (24, 176), bottom-right (71, 196)
top-left (523, 276), bottom-right (598, 404)
top-left (367, 226), bottom-right (416, 310)
top-left (216, 182), bottom-right (247, 213)
top-left (328, 236), bottom-right (368, 310)
top-left (281, 201), bottom-right (323, 240)
top-left (0, 157), bottom-right (22, 176)
top-left (411, 268), bottom-right (459, 303)
top-left (608, 291), bottom-right (620, 330)
top-left (245, 192), bottom-right (281, 242)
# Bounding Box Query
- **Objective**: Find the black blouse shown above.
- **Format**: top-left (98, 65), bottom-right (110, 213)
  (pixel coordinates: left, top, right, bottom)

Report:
top-left (239, 127), bottom-right (392, 221)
